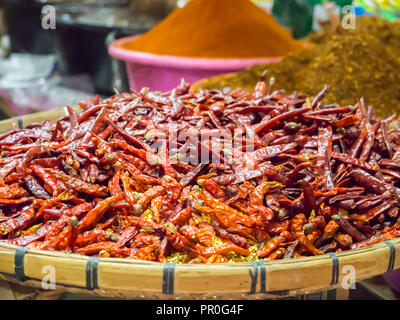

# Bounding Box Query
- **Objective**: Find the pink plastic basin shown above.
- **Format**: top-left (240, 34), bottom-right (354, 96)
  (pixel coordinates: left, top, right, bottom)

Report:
top-left (108, 36), bottom-right (282, 92)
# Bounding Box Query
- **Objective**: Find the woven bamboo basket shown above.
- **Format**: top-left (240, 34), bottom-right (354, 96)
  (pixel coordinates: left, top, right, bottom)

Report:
top-left (0, 107), bottom-right (398, 299)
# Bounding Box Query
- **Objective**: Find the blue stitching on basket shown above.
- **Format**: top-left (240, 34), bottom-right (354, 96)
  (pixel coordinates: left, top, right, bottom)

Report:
top-left (162, 263), bottom-right (169, 294)
top-left (248, 260), bottom-right (266, 294)
top-left (162, 262), bottom-right (175, 294)
top-left (86, 257), bottom-right (100, 290)
top-left (86, 257), bottom-right (94, 290)
top-left (91, 257), bottom-right (100, 289)
top-left (327, 253), bottom-right (339, 285)
top-left (14, 247), bottom-right (27, 282)
top-left (258, 260), bottom-right (266, 293)
top-left (12, 116), bottom-right (23, 129)
top-left (249, 261), bottom-right (259, 294)
top-left (383, 241), bottom-right (396, 273)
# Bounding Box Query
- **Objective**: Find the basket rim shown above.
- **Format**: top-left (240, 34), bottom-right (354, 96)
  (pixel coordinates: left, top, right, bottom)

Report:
top-left (1, 238), bottom-right (398, 269)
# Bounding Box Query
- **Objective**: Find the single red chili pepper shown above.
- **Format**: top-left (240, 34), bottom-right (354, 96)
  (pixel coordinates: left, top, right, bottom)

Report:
top-left (333, 115), bottom-right (360, 127)
top-left (382, 169), bottom-right (400, 180)
top-left (253, 143), bottom-right (297, 162)
top-left (0, 202), bottom-right (39, 235)
top-left (311, 85), bottom-right (328, 109)
top-left (237, 105), bottom-right (277, 115)
top-left (297, 235), bottom-right (325, 255)
top-left (17, 145), bottom-right (48, 177)
top-left (108, 170), bottom-right (123, 198)
top-left (349, 119), bottom-right (368, 158)
top-left (253, 81), bottom-right (266, 99)
top-left (168, 208), bottom-right (192, 226)
top-left (351, 168), bottom-right (399, 195)
top-left (379, 159), bottom-right (400, 170)
top-left (304, 106), bottom-right (351, 116)
top-left (212, 221), bottom-right (249, 249)
top-left (80, 107), bottom-right (108, 145)
top-left (316, 126), bottom-right (332, 168)
top-left (334, 233), bottom-right (353, 249)
top-left (65, 105), bottom-right (78, 138)
top-left (350, 229), bottom-right (400, 250)
top-left (267, 247), bottom-right (287, 260)
top-left (363, 200), bottom-right (395, 223)
top-left (74, 229), bottom-right (108, 248)
top-left (0, 159), bottom-right (19, 179)
top-left (43, 168), bottom-right (108, 197)
top-left (265, 220), bottom-right (290, 235)
top-left (314, 219), bottom-right (340, 248)
top-left (120, 172), bottom-right (137, 207)
top-left (134, 174), bottom-right (161, 185)
top-left (300, 180), bottom-right (317, 216)
top-left (257, 236), bottom-right (284, 258)
top-left (31, 165), bottom-right (59, 196)
top-left (204, 179), bottom-right (225, 199)
top-left (179, 164), bottom-right (206, 187)
top-left (392, 146), bottom-right (400, 161)
top-left (359, 122), bottom-right (379, 161)
top-left (0, 184), bottom-right (28, 199)
top-left (137, 186), bottom-right (166, 208)
top-left (77, 105), bottom-right (103, 123)
top-left (105, 117), bottom-right (150, 151)
top-left (332, 152), bottom-right (379, 171)
top-left (0, 197), bottom-right (33, 205)
top-left (198, 193), bottom-right (257, 227)
top-left (380, 120), bottom-right (393, 159)
top-left (116, 226), bottom-right (139, 248)
top-left (6, 222), bottom-right (51, 246)
top-left (45, 202), bottom-right (93, 240)
top-left (77, 197), bottom-right (119, 232)
top-left (76, 241), bottom-right (132, 258)
top-left (283, 239), bottom-right (299, 259)
top-left (332, 215), bottom-right (367, 242)
top-left (200, 241), bottom-right (250, 257)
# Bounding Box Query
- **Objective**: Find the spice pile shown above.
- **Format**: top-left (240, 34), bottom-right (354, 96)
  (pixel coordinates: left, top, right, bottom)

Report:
top-left (124, 0), bottom-right (304, 58)
top-left (0, 81), bottom-right (400, 263)
top-left (307, 15), bottom-right (400, 51)
top-left (195, 16), bottom-right (400, 117)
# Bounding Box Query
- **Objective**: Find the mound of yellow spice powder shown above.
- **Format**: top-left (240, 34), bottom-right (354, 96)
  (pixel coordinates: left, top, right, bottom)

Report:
top-left (195, 17), bottom-right (400, 117)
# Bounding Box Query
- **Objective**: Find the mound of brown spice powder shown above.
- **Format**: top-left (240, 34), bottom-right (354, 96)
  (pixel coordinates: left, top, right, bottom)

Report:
top-left (124, 0), bottom-right (304, 58)
top-left (195, 17), bottom-right (400, 117)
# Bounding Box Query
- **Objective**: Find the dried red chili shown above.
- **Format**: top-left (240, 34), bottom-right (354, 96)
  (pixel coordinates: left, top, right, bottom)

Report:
top-left (0, 81), bottom-right (399, 263)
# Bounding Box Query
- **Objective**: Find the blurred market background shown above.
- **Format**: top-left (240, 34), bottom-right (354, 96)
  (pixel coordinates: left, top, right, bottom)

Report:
top-left (0, 0), bottom-right (400, 301)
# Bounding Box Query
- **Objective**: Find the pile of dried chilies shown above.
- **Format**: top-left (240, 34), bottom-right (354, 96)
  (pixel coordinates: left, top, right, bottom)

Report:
top-left (0, 80), bottom-right (400, 263)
